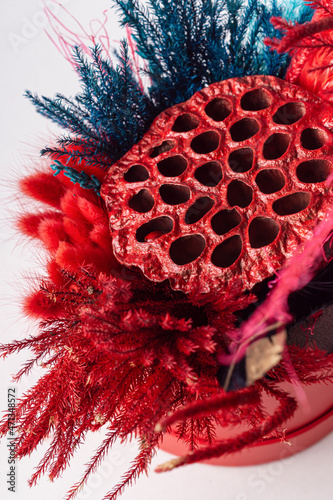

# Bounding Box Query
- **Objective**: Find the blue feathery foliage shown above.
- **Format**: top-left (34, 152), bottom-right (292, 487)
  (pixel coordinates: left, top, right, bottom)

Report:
top-left (50, 160), bottom-right (101, 194)
top-left (26, 0), bottom-right (313, 184)
top-left (25, 42), bottom-right (154, 168)
top-left (114, 0), bottom-right (313, 109)
top-left (283, 0), bottom-right (313, 22)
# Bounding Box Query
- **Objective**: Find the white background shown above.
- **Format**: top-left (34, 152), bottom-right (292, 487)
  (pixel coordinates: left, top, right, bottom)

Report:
top-left (0, 1), bottom-right (332, 500)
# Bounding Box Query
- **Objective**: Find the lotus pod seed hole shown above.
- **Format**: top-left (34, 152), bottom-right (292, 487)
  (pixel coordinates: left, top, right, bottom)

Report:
top-left (205, 97), bottom-right (232, 121)
top-left (169, 234), bottom-right (206, 265)
top-left (255, 169), bottom-right (285, 194)
top-left (136, 216), bottom-right (174, 242)
top-left (172, 113), bottom-right (200, 132)
top-left (159, 184), bottom-right (191, 205)
top-left (263, 133), bottom-right (291, 160)
top-left (191, 131), bottom-right (220, 154)
top-left (248, 217), bottom-right (280, 248)
top-left (240, 88), bottom-right (272, 111)
top-left (211, 208), bottom-right (241, 235)
top-left (150, 140), bottom-right (175, 158)
top-left (273, 192), bottom-right (311, 216)
top-left (124, 164), bottom-right (150, 182)
top-left (194, 161), bottom-right (223, 186)
top-left (272, 102), bottom-right (306, 125)
top-left (227, 180), bottom-right (253, 208)
top-left (185, 197), bottom-right (215, 224)
top-left (296, 159), bottom-right (331, 183)
top-left (228, 148), bottom-right (254, 173)
top-left (211, 235), bottom-right (242, 268)
top-left (301, 128), bottom-right (327, 150)
top-left (230, 118), bottom-right (260, 142)
top-left (128, 189), bottom-right (155, 213)
top-left (157, 155), bottom-right (188, 177)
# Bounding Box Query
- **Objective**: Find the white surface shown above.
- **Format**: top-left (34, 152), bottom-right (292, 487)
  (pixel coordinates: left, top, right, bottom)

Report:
top-left (0, 1), bottom-right (332, 500)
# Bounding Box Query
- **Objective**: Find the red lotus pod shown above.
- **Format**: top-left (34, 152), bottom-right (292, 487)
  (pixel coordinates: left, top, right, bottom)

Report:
top-left (101, 75), bottom-right (333, 297)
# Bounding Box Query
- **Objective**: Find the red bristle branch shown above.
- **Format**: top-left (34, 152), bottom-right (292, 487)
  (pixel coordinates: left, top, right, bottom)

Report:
top-left (0, 331), bottom-right (51, 358)
top-left (155, 383), bottom-right (297, 472)
top-left (65, 429), bottom-right (119, 500)
top-left (27, 427), bottom-right (65, 486)
top-left (12, 356), bottom-right (44, 381)
top-left (48, 424), bottom-right (83, 481)
top-left (266, 15), bottom-right (333, 53)
top-left (272, 345), bottom-right (333, 384)
top-left (175, 415), bottom-right (219, 450)
top-left (104, 434), bottom-right (160, 500)
top-left (308, 0), bottom-right (333, 16)
top-left (116, 375), bottom-right (175, 437)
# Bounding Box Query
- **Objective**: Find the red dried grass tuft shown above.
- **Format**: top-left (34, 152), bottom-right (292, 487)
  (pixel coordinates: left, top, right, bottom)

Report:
top-left (19, 172), bottom-right (66, 208)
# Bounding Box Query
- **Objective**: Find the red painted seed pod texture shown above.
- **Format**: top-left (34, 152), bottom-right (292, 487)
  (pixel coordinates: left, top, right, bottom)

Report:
top-left (101, 75), bottom-right (333, 297)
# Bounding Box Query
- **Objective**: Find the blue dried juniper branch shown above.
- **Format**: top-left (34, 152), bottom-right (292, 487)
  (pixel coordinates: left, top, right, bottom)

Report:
top-left (114, 0), bottom-right (313, 108)
top-left (25, 42), bottom-right (154, 168)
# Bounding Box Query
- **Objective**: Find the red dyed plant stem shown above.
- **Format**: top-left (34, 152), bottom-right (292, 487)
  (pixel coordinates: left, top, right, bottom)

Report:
top-left (157, 387), bottom-right (259, 431)
top-left (155, 383), bottom-right (297, 472)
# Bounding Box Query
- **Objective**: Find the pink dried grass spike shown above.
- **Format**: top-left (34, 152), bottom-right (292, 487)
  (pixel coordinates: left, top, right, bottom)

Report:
top-left (42, 0), bottom-right (146, 96)
top-left (42, 0), bottom-right (113, 67)
top-left (88, 10), bottom-right (113, 56)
